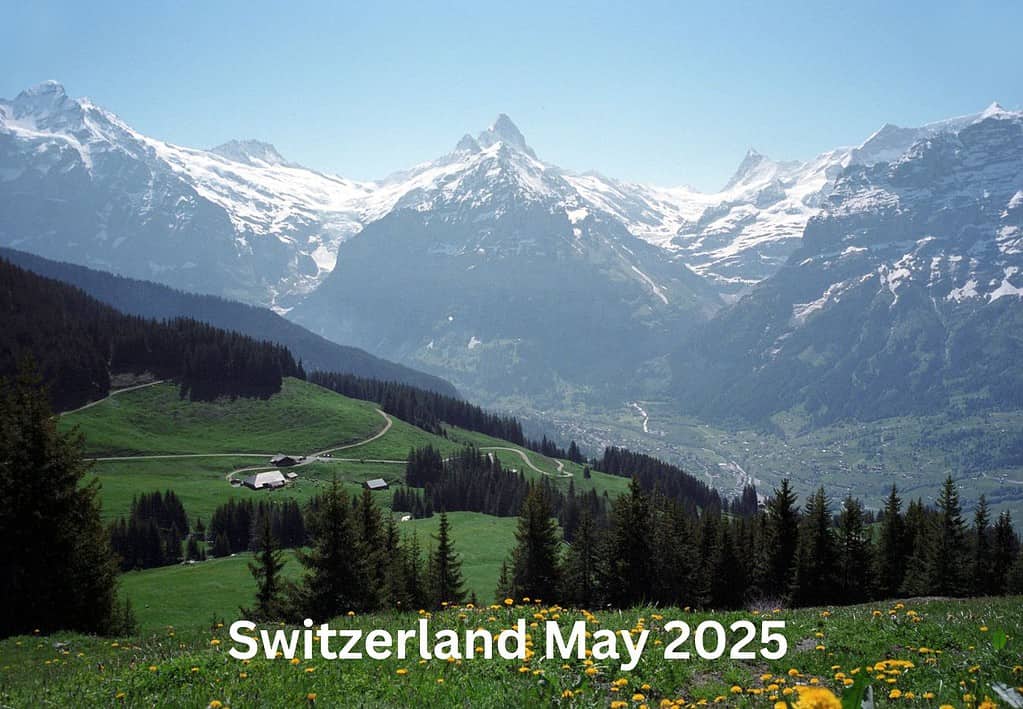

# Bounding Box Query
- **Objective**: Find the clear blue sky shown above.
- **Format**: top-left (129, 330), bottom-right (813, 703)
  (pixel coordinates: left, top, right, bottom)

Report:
top-left (4, 0), bottom-right (1021, 191)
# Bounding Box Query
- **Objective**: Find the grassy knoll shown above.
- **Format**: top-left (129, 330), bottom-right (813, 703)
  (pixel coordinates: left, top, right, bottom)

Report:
top-left (60, 378), bottom-right (385, 456)
top-left (2, 597), bottom-right (1020, 707)
top-left (115, 510), bottom-right (515, 632)
top-left (119, 552), bottom-right (300, 630)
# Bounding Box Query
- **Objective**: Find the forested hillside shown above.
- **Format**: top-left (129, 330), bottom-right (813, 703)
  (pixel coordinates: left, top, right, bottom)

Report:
top-left (0, 258), bottom-right (302, 409)
top-left (0, 248), bottom-right (457, 396)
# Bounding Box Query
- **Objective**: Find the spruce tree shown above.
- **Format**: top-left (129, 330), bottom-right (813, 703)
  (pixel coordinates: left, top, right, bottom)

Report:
top-left (790, 487), bottom-right (836, 607)
top-left (428, 511), bottom-right (466, 606)
top-left (601, 477), bottom-right (653, 607)
top-left (404, 531), bottom-right (429, 609)
top-left (0, 363), bottom-right (122, 637)
top-left (508, 484), bottom-right (561, 601)
top-left (242, 515), bottom-right (287, 621)
top-left (561, 507), bottom-right (599, 607)
top-left (970, 495), bottom-right (992, 596)
top-left (293, 478), bottom-right (374, 618)
top-left (837, 496), bottom-right (872, 604)
top-left (764, 479), bottom-right (800, 600)
top-left (709, 522), bottom-right (746, 610)
top-left (927, 476), bottom-right (969, 596)
top-left (991, 511), bottom-right (1018, 595)
top-left (875, 485), bottom-right (906, 598)
top-left (494, 560), bottom-right (513, 602)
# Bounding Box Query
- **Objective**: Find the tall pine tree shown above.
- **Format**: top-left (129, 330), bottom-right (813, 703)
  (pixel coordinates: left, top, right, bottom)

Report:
top-left (0, 363), bottom-right (123, 637)
top-left (428, 512), bottom-right (466, 606)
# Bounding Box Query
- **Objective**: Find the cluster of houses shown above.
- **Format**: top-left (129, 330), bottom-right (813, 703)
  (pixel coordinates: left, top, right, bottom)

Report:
top-left (232, 453), bottom-right (391, 492)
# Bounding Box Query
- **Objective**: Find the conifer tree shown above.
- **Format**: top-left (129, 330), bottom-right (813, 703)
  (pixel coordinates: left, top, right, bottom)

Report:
top-left (495, 560), bottom-right (513, 602)
top-left (650, 495), bottom-right (693, 607)
top-left (601, 477), bottom-right (653, 607)
top-left (694, 508), bottom-right (720, 608)
top-left (293, 478), bottom-right (374, 618)
top-left (764, 479), bottom-right (800, 600)
top-left (561, 507), bottom-right (599, 607)
top-left (837, 496), bottom-right (872, 604)
top-left (404, 531), bottom-right (429, 609)
top-left (428, 512), bottom-right (466, 606)
top-left (991, 511), bottom-right (1018, 595)
top-left (790, 487), bottom-right (836, 607)
top-left (508, 484), bottom-right (561, 601)
top-left (875, 485), bottom-right (906, 598)
top-left (970, 495), bottom-right (993, 596)
top-left (709, 522), bottom-right (745, 609)
top-left (0, 363), bottom-right (122, 637)
top-left (242, 515), bottom-right (287, 621)
top-left (927, 476), bottom-right (969, 596)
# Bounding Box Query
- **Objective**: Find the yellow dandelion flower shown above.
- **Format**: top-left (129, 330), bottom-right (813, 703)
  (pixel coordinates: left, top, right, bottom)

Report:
top-left (730, 686), bottom-right (743, 694)
top-left (396, 668), bottom-right (408, 676)
top-left (792, 686), bottom-right (841, 709)
top-left (306, 693), bottom-right (317, 702)
top-left (208, 702), bottom-right (223, 709)
top-left (633, 694), bottom-right (646, 702)
top-left (504, 598), bottom-right (514, 606)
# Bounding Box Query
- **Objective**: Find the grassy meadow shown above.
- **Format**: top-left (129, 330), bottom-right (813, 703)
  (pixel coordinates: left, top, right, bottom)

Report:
top-left (1, 597), bottom-right (1020, 707)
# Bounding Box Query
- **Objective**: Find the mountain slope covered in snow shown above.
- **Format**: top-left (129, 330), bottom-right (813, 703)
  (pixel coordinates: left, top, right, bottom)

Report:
top-left (670, 105), bottom-right (1023, 425)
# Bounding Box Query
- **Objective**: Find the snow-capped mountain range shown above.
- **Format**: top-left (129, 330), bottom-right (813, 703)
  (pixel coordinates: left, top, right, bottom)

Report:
top-left (3, 80), bottom-right (1013, 311)
top-left (670, 105), bottom-right (1023, 424)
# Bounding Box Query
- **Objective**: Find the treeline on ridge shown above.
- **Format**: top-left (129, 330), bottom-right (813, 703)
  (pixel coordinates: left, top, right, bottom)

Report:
top-left (309, 371), bottom-right (526, 443)
top-left (0, 257), bottom-right (303, 410)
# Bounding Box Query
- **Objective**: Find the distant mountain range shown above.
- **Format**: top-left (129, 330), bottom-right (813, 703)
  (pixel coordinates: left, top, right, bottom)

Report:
top-left (671, 105), bottom-right (1023, 425)
top-left (2, 80), bottom-right (1021, 420)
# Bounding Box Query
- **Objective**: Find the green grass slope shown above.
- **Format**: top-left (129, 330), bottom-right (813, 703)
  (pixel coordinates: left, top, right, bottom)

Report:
top-left (1, 597), bottom-right (1019, 707)
top-left (61, 378), bottom-right (386, 456)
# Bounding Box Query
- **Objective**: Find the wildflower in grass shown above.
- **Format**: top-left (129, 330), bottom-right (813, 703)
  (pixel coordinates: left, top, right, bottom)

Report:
top-left (116, 693), bottom-right (126, 701)
top-left (395, 668), bottom-right (408, 676)
top-left (238, 672), bottom-right (247, 679)
top-left (774, 703), bottom-right (786, 709)
top-left (610, 702), bottom-right (628, 709)
top-left (979, 626), bottom-right (988, 632)
top-left (306, 693), bottom-right (316, 702)
top-left (304, 667), bottom-right (315, 673)
top-left (504, 598), bottom-right (514, 606)
top-left (148, 665), bottom-right (157, 672)
top-left (792, 686), bottom-right (841, 708)
top-left (585, 667), bottom-right (598, 677)
top-left (290, 658), bottom-right (300, 665)
top-left (889, 689), bottom-right (902, 699)
top-left (730, 686), bottom-right (743, 694)
top-left (210, 639), bottom-right (220, 646)
top-left (208, 702), bottom-right (223, 709)
top-left (633, 693), bottom-right (646, 701)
